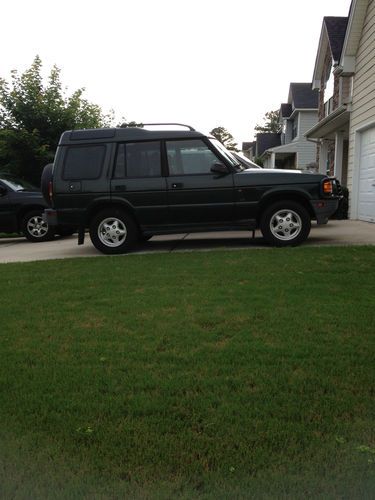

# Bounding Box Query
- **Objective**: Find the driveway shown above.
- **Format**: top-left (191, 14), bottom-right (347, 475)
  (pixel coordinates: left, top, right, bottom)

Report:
top-left (0, 220), bottom-right (374, 264)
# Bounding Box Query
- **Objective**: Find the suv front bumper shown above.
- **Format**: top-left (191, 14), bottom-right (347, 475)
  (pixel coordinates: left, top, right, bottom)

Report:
top-left (311, 198), bottom-right (340, 224)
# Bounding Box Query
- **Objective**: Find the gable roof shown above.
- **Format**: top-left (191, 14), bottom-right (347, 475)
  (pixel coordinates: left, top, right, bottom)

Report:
top-left (324, 16), bottom-right (348, 62)
top-left (288, 83), bottom-right (319, 109)
top-left (312, 14), bottom-right (349, 88)
top-left (256, 133), bottom-right (281, 156)
top-left (242, 141), bottom-right (255, 152)
top-left (280, 103), bottom-right (292, 118)
top-left (341, 0), bottom-right (369, 73)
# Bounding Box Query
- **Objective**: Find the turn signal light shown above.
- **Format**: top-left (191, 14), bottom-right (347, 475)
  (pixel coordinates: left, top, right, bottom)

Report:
top-left (322, 179), bottom-right (333, 194)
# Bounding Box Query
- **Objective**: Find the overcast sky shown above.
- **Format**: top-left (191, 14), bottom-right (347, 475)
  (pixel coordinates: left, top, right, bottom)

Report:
top-left (1, 0), bottom-right (351, 146)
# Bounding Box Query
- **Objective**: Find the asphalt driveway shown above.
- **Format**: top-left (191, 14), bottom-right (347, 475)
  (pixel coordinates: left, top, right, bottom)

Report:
top-left (0, 220), bottom-right (374, 264)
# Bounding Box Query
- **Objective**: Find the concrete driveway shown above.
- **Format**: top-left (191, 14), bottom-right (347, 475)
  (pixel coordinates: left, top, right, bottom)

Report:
top-left (0, 220), bottom-right (374, 264)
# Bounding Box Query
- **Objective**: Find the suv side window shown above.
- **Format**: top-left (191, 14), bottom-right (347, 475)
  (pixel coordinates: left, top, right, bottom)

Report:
top-left (166, 140), bottom-right (220, 175)
top-left (114, 142), bottom-right (161, 178)
top-left (63, 145), bottom-right (106, 180)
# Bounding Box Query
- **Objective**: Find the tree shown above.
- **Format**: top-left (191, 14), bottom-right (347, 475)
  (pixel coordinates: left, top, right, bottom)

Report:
top-left (118, 120), bottom-right (143, 128)
top-left (209, 126), bottom-right (238, 151)
top-left (0, 56), bottom-right (112, 184)
top-left (254, 110), bottom-right (281, 134)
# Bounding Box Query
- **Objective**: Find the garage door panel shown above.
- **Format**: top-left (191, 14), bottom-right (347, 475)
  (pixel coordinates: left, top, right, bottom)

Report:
top-left (359, 127), bottom-right (375, 222)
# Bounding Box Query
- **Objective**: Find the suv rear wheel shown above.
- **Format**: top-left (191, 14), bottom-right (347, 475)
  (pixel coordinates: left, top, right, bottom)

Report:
top-left (89, 208), bottom-right (138, 254)
top-left (260, 200), bottom-right (311, 247)
top-left (22, 210), bottom-right (55, 242)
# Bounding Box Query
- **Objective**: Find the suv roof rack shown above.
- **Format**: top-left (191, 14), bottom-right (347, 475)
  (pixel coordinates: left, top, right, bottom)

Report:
top-left (142, 123), bottom-right (196, 131)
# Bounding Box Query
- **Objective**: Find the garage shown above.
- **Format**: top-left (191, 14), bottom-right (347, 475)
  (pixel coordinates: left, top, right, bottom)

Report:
top-left (358, 127), bottom-right (375, 223)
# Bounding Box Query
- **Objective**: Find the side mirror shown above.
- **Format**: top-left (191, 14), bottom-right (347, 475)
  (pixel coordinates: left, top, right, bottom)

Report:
top-left (210, 162), bottom-right (229, 175)
top-left (0, 186), bottom-right (7, 196)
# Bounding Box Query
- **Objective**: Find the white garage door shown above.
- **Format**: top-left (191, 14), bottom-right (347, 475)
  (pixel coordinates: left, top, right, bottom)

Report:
top-left (359, 127), bottom-right (375, 222)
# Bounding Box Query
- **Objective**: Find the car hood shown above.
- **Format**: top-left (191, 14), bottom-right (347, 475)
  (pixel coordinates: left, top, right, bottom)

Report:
top-left (235, 168), bottom-right (326, 186)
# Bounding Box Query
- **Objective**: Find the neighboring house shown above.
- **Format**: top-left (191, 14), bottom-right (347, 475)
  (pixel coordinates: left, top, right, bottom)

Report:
top-left (241, 141), bottom-right (255, 159)
top-left (305, 16), bottom-right (350, 185)
top-left (261, 83), bottom-right (319, 170)
top-left (306, 0), bottom-right (375, 222)
top-left (242, 135), bottom-right (281, 163)
top-left (342, 0), bottom-right (375, 222)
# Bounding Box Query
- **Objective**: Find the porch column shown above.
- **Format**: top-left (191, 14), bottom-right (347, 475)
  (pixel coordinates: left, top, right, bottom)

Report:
top-left (334, 132), bottom-right (344, 182)
top-left (319, 140), bottom-right (328, 175)
top-left (270, 152), bottom-right (276, 169)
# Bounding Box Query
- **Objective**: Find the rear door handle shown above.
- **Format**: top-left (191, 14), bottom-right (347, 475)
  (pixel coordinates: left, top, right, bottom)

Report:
top-left (171, 182), bottom-right (183, 189)
top-left (114, 184), bottom-right (127, 192)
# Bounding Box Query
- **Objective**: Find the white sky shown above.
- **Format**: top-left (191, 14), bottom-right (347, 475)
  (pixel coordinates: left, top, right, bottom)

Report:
top-left (1, 0), bottom-right (351, 146)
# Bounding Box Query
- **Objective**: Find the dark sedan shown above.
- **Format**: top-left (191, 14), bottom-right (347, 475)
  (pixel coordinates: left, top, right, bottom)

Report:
top-left (0, 174), bottom-right (72, 242)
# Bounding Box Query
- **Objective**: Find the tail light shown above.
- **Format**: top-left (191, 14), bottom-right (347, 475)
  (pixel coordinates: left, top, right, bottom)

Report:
top-left (48, 181), bottom-right (53, 203)
top-left (322, 179), bottom-right (333, 195)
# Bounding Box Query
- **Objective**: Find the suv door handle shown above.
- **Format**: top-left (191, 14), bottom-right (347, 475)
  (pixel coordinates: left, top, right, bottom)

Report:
top-left (171, 182), bottom-right (183, 189)
top-left (114, 184), bottom-right (127, 192)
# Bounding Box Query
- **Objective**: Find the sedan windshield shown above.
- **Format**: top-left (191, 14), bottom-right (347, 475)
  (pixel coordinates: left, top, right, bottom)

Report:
top-left (209, 139), bottom-right (242, 169)
top-left (1, 177), bottom-right (38, 192)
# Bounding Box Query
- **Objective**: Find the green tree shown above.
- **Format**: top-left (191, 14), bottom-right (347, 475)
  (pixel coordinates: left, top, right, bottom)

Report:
top-left (254, 110), bottom-right (281, 134)
top-left (118, 120), bottom-right (143, 128)
top-left (0, 56), bottom-right (112, 184)
top-left (209, 126), bottom-right (238, 151)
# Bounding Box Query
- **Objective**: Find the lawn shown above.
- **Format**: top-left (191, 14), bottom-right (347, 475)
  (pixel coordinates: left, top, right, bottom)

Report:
top-left (0, 247), bottom-right (374, 498)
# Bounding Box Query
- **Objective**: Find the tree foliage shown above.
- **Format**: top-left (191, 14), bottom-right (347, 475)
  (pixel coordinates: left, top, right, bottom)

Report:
top-left (209, 126), bottom-right (238, 151)
top-left (118, 120), bottom-right (143, 128)
top-left (254, 110), bottom-right (281, 134)
top-left (0, 56), bottom-right (111, 184)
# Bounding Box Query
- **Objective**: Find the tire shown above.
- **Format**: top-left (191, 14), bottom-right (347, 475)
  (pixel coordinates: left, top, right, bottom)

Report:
top-left (41, 163), bottom-right (53, 205)
top-left (21, 210), bottom-right (55, 242)
top-left (260, 200), bottom-right (311, 247)
top-left (89, 208), bottom-right (138, 254)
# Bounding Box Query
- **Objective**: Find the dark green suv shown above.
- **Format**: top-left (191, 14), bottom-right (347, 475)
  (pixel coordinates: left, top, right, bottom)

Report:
top-left (42, 124), bottom-right (341, 254)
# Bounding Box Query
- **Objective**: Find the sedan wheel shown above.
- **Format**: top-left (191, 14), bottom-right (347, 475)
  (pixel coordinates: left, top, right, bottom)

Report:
top-left (22, 210), bottom-right (55, 242)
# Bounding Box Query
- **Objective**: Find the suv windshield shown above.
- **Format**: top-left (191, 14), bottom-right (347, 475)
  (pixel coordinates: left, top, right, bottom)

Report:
top-left (1, 176), bottom-right (38, 192)
top-left (209, 139), bottom-right (242, 170)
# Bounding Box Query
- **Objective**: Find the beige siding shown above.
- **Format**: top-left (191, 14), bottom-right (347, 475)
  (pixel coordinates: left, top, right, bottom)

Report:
top-left (348, 0), bottom-right (375, 211)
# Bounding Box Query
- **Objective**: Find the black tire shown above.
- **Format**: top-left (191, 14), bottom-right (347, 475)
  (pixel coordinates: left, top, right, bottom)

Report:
top-left (21, 210), bottom-right (55, 242)
top-left (260, 200), bottom-right (311, 247)
top-left (89, 208), bottom-right (138, 254)
top-left (41, 163), bottom-right (53, 205)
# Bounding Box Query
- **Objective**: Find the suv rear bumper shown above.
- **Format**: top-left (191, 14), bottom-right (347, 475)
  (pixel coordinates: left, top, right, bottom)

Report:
top-left (43, 208), bottom-right (85, 227)
top-left (310, 198), bottom-right (340, 224)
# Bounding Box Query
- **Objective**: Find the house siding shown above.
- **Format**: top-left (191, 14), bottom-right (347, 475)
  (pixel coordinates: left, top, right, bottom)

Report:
top-left (296, 111), bottom-right (319, 168)
top-left (347, 0), bottom-right (375, 201)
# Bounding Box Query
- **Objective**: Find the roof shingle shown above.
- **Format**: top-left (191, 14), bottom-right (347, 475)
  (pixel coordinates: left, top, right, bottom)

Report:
top-left (324, 16), bottom-right (348, 63)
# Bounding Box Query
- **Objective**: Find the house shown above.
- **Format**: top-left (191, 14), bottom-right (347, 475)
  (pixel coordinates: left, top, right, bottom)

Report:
top-left (306, 0), bottom-right (375, 222)
top-left (305, 16), bottom-right (350, 185)
top-left (241, 141), bottom-right (255, 159)
top-left (261, 83), bottom-right (319, 169)
top-left (342, 0), bottom-right (375, 222)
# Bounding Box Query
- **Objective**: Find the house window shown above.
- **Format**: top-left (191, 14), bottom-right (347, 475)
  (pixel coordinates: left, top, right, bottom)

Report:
top-left (291, 119), bottom-right (298, 139)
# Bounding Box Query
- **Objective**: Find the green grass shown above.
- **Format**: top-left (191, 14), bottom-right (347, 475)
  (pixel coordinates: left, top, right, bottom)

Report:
top-left (0, 247), bottom-right (375, 498)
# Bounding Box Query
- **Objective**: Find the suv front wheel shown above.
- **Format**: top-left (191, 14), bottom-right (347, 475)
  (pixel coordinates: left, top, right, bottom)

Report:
top-left (260, 200), bottom-right (311, 247)
top-left (89, 208), bottom-right (138, 254)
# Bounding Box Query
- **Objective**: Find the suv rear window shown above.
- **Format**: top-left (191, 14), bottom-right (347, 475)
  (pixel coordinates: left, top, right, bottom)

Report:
top-left (63, 145), bottom-right (106, 180)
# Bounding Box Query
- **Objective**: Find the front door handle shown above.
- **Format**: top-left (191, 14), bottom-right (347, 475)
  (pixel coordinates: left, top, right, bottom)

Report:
top-left (114, 185), bottom-right (127, 192)
top-left (171, 182), bottom-right (183, 189)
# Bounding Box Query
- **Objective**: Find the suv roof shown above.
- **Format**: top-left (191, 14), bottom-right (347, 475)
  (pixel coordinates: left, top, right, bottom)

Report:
top-left (59, 124), bottom-right (206, 146)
